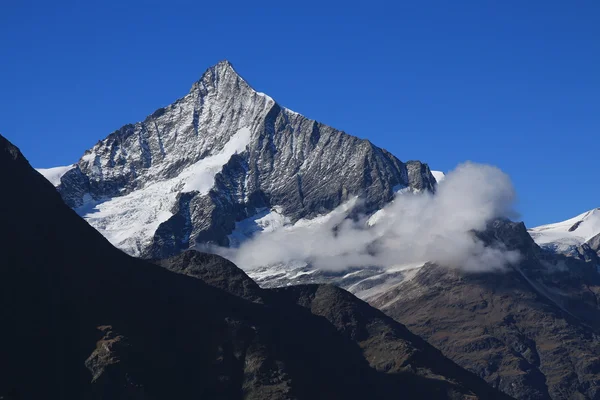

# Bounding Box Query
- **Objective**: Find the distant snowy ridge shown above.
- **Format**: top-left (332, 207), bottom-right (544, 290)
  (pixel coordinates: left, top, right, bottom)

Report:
top-left (529, 208), bottom-right (600, 255)
top-left (37, 165), bottom-right (74, 186)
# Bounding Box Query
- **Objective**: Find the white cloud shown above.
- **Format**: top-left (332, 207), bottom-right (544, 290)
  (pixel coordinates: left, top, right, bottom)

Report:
top-left (209, 162), bottom-right (521, 272)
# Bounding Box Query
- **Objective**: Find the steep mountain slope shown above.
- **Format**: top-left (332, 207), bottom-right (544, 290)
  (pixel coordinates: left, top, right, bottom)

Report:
top-left (529, 208), bottom-right (600, 258)
top-left (48, 60), bottom-right (435, 258)
top-left (0, 135), bottom-right (510, 399)
top-left (369, 219), bottom-right (600, 400)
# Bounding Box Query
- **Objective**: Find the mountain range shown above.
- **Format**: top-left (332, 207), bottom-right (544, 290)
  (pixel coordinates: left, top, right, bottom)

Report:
top-left (1, 133), bottom-right (509, 399)
top-left (20, 60), bottom-right (600, 399)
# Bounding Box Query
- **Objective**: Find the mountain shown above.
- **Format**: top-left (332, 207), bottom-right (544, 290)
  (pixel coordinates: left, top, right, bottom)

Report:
top-left (529, 208), bottom-right (600, 259)
top-left (368, 219), bottom-right (600, 400)
top-left (44, 60), bottom-right (436, 258)
top-left (29, 60), bottom-right (600, 400)
top-left (1, 134), bottom-right (513, 399)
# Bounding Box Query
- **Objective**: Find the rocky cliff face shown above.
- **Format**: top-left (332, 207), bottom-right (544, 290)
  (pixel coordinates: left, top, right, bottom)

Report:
top-left (51, 60), bottom-right (435, 258)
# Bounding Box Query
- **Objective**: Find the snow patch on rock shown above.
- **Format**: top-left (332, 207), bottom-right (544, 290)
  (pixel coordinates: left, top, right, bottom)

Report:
top-left (182, 127), bottom-right (251, 193)
top-left (76, 127), bottom-right (252, 256)
top-left (228, 207), bottom-right (292, 247)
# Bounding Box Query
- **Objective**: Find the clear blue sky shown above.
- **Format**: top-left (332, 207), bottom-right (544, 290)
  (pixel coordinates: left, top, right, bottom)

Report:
top-left (1, 0), bottom-right (598, 227)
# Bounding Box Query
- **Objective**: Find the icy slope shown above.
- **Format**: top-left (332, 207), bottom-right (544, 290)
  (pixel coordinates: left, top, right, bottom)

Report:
top-left (36, 165), bottom-right (74, 186)
top-left (528, 208), bottom-right (600, 254)
top-left (431, 170), bottom-right (445, 183)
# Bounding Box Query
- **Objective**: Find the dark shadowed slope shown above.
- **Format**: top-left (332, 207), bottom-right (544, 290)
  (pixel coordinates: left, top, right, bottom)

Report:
top-left (157, 251), bottom-right (513, 400)
top-left (0, 134), bottom-right (510, 399)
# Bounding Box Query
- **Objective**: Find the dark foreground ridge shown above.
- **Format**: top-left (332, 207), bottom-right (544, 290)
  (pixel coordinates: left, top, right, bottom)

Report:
top-left (0, 134), bottom-right (509, 399)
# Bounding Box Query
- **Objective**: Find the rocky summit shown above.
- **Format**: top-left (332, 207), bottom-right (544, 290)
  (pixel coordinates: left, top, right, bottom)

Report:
top-left (44, 60), bottom-right (435, 258)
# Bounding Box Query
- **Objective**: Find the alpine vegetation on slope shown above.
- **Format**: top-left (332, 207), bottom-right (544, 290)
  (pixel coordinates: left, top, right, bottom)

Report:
top-left (45, 60), bottom-right (436, 258)
top-left (1, 134), bottom-right (511, 400)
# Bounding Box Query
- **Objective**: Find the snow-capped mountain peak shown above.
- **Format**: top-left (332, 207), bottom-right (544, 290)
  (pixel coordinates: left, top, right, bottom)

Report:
top-left (39, 61), bottom-right (437, 258)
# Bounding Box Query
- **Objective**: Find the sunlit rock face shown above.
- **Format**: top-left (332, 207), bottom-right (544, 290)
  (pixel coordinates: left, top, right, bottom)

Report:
top-left (51, 60), bottom-right (435, 257)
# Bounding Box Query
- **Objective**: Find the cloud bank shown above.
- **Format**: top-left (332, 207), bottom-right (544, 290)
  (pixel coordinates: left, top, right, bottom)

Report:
top-left (209, 162), bottom-right (521, 272)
